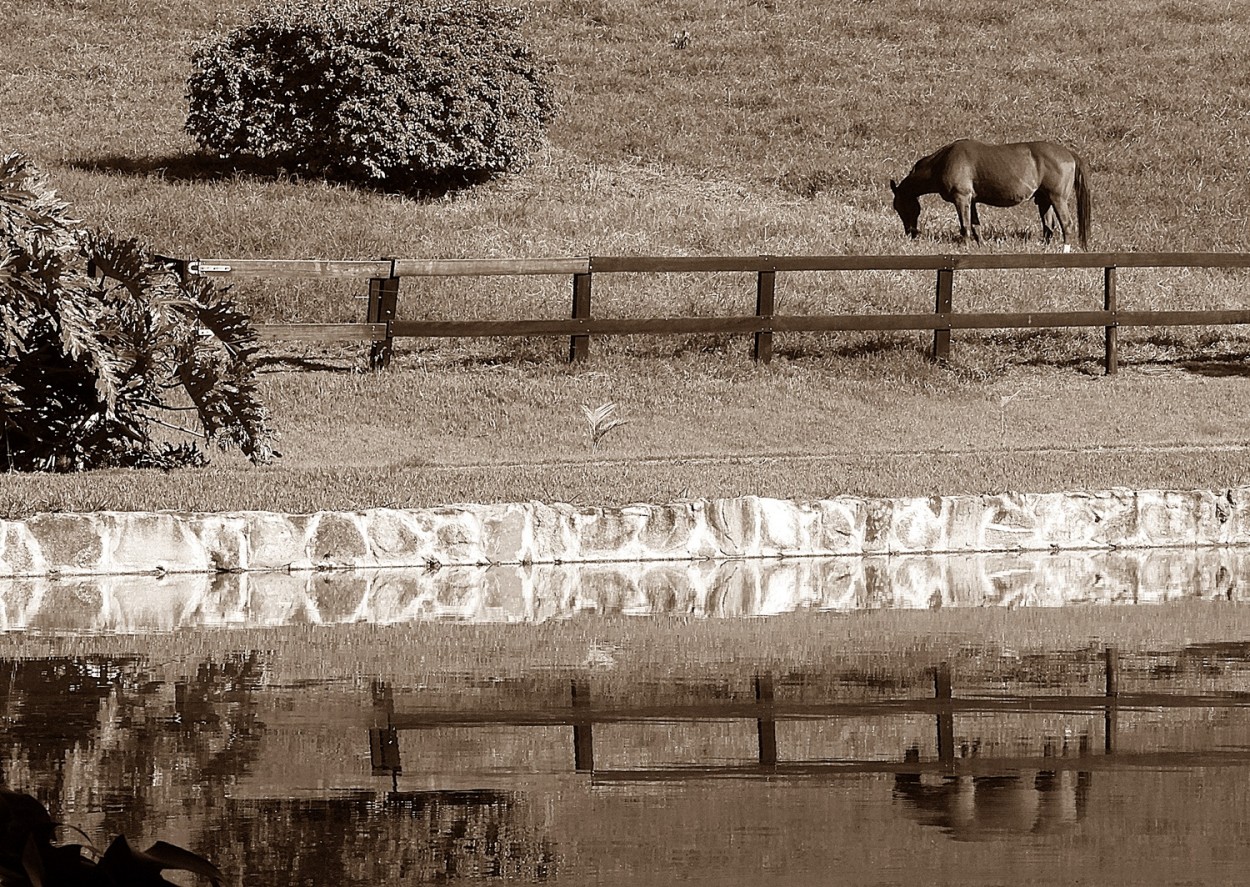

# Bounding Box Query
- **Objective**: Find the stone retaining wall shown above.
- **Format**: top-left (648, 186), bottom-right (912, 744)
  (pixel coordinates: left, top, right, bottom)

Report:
top-left (2, 487), bottom-right (1248, 578)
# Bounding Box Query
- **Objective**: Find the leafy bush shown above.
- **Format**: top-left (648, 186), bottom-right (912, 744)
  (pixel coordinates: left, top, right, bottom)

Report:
top-left (185, 0), bottom-right (558, 187)
top-left (0, 152), bottom-right (276, 472)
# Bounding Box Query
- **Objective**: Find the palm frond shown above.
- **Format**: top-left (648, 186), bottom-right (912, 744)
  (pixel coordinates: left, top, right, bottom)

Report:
top-left (581, 401), bottom-right (628, 451)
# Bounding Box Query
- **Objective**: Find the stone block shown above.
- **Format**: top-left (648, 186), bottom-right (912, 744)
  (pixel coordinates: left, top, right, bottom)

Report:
top-left (430, 507), bottom-right (487, 565)
top-left (1135, 490), bottom-right (1205, 548)
top-left (678, 500), bottom-right (731, 561)
top-left (363, 509), bottom-right (438, 566)
top-left (479, 503), bottom-right (528, 564)
top-left (524, 502), bottom-right (577, 564)
top-left (627, 503), bottom-right (698, 558)
top-left (1220, 488), bottom-right (1250, 545)
top-left (1030, 492), bottom-right (1098, 549)
top-left (815, 499), bottom-right (865, 554)
top-left (11, 486), bottom-right (1250, 581)
top-left (106, 512), bottom-right (212, 574)
top-left (757, 498), bottom-right (816, 555)
top-left (945, 495), bottom-right (990, 551)
top-left (704, 496), bottom-right (762, 557)
top-left (189, 514), bottom-right (250, 572)
top-left (982, 491), bottom-right (1044, 550)
top-left (888, 496), bottom-right (947, 553)
top-left (860, 498), bottom-right (894, 554)
top-left (246, 513), bottom-right (312, 571)
top-left (568, 506), bottom-right (637, 560)
top-left (25, 513), bottom-right (104, 574)
top-left (307, 511), bottom-right (369, 569)
top-left (0, 522), bottom-right (43, 577)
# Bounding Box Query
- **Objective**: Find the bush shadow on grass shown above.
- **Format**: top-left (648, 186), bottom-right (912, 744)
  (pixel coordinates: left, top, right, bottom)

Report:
top-left (254, 354), bottom-right (364, 374)
top-left (1174, 358), bottom-right (1250, 378)
top-left (65, 151), bottom-right (494, 200)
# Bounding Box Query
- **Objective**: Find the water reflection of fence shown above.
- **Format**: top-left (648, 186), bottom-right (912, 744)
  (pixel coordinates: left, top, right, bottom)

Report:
top-left (368, 648), bottom-right (1250, 789)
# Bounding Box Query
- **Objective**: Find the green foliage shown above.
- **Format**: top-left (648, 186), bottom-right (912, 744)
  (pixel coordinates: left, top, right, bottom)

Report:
top-left (0, 152), bottom-right (275, 472)
top-left (185, 0), bottom-right (558, 187)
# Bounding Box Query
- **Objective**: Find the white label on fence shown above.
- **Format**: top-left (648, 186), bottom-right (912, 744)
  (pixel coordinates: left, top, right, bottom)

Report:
top-left (192, 262), bottom-right (232, 274)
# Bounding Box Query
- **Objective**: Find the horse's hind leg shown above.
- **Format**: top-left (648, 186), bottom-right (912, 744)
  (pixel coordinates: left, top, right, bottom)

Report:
top-left (954, 194), bottom-right (979, 242)
top-left (1051, 198), bottom-right (1076, 247)
top-left (1035, 195), bottom-right (1056, 243)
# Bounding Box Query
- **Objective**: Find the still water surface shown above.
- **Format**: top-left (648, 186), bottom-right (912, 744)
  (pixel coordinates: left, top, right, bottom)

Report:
top-left (3, 551), bottom-right (1250, 886)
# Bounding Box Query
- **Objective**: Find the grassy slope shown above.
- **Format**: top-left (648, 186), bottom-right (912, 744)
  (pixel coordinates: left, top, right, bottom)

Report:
top-left (2, 0), bottom-right (1250, 514)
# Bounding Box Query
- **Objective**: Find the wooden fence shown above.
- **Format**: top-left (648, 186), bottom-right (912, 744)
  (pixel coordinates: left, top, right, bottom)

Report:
top-left (179, 252), bottom-right (1250, 372)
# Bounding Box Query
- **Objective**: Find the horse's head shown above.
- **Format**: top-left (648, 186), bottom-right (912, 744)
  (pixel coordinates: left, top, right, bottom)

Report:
top-left (890, 180), bottom-right (921, 238)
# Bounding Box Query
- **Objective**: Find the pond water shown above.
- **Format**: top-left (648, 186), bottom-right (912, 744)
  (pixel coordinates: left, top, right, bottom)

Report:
top-left (2, 549), bottom-right (1250, 886)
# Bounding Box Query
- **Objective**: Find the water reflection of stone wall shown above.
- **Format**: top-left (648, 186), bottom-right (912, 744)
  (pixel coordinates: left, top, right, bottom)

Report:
top-left (3, 488), bottom-right (1250, 579)
top-left (3, 547), bottom-right (1246, 630)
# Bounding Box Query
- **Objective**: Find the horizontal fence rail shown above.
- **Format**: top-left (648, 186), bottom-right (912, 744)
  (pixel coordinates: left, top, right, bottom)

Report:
top-left (178, 252), bottom-right (1250, 371)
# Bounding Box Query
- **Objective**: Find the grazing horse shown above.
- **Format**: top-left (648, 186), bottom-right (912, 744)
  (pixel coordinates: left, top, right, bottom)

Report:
top-left (890, 139), bottom-right (1091, 248)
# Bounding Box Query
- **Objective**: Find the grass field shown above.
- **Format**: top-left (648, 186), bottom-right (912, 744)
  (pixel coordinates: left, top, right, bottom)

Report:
top-left (3, 0), bottom-right (1250, 514)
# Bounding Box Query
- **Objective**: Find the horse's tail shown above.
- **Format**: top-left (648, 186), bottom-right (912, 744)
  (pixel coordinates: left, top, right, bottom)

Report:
top-left (1074, 153), bottom-right (1091, 250)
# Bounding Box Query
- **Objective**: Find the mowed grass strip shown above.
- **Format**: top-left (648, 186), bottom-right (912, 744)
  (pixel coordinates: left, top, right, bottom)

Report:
top-left (3, 347), bottom-right (1250, 516)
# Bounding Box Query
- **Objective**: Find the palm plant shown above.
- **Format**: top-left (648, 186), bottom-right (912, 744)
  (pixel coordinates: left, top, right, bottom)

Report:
top-left (581, 401), bottom-right (627, 452)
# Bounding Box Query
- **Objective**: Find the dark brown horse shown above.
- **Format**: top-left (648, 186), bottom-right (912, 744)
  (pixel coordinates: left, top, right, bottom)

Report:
top-left (890, 139), bottom-right (1091, 248)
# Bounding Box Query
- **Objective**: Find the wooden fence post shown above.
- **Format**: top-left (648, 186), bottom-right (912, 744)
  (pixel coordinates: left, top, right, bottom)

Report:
top-left (934, 661), bottom-right (955, 766)
top-left (932, 268), bottom-right (953, 363)
top-left (367, 270), bottom-right (399, 370)
top-left (570, 272), bottom-right (592, 362)
top-left (754, 672), bottom-right (778, 767)
top-left (571, 678), bottom-right (594, 771)
top-left (1104, 266), bottom-right (1119, 375)
top-left (753, 264), bottom-right (776, 364)
top-left (369, 726), bottom-right (402, 791)
top-left (1104, 646), bottom-right (1119, 754)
